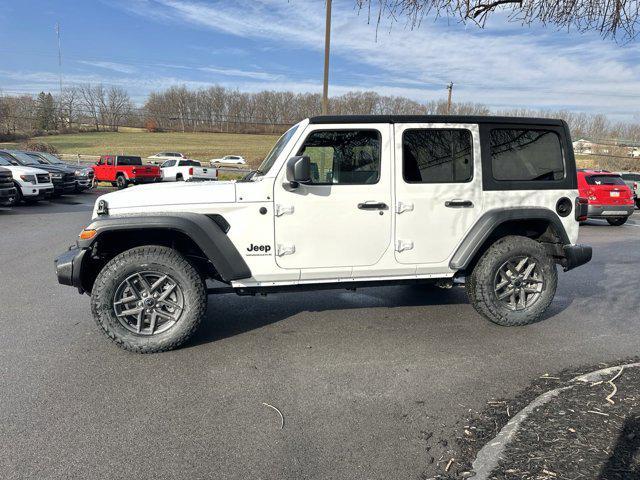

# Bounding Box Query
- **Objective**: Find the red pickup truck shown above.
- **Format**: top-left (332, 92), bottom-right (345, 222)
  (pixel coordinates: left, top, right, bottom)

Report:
top-left (93, 155), bottom-right (161, 189)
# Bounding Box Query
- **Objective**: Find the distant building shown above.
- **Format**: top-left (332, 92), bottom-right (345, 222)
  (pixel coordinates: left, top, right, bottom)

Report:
top-left (573, 138), bottom-right (640, 157)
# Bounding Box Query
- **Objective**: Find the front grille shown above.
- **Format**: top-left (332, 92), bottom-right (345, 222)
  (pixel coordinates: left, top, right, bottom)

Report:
top-left (63, 173), bottom-right (75, 182)
top-left (36, 173), bottom-right (50, 184)
top-left (0, 173), bottom-right (12, 187)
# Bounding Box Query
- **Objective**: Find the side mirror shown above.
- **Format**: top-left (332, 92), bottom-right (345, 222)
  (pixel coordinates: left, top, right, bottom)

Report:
top-left (286, 156), bottom-right (311, 187)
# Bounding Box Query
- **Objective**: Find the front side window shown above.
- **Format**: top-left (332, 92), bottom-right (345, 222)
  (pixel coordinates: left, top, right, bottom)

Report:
top-left (403, 129), bottom-right (473, 183)
top-left (297, 130), bottom-right (381, 185)
top-left (490, 129), bottom-right (564, 181)
top-left (162, 160), bottom-right (176, 167)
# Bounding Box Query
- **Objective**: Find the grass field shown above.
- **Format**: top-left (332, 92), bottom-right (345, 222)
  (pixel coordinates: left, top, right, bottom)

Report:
top-left (1, 131), bottom-right (280, 167)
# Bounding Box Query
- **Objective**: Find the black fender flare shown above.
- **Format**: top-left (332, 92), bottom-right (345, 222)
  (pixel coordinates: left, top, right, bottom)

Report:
top-left (79, 213), bottom-right (251, 282)
top-left (449, 207), bottom-right (570, 270)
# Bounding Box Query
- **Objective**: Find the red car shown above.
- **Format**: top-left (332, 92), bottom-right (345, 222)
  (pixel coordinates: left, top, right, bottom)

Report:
top-left (577, 169), bottom-right (635, 226)
top-left (93, 155), bottom-right (161, 189)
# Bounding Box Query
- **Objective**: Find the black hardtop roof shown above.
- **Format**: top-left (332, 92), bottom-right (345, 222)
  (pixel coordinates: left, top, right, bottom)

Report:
top-left (309, 115), bottom-right (566, 127)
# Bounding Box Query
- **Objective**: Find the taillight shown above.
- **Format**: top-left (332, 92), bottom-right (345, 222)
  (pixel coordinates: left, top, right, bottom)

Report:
top-left (576, 197), bottom-right (588, 222)
top-left (634, 182), bottom-right (638, 190)
top-left (586, 188), bottom-right (596, 201)
top-left (189, 167), bottom-right (193, 175)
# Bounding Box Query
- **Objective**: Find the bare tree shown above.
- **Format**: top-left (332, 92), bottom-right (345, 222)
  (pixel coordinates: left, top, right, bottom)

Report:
top-left (105, 86), bottom-right (133, 131)
top-left (57, 86), bottom-right (79, 129)
top-left (78, 84), bottom-right (104, 131)
top-left (355, 0), bottom-right (640, 41)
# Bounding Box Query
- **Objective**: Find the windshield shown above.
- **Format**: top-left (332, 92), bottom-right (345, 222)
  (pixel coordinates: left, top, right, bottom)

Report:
top-left (9, 151), bottom-right (41, 166)
top-left (38, 152), bottom-right (64, 164)
top-left (256, 124), bottom-right (300, 175)
top-left (0, 158), bottom-right (12, 167)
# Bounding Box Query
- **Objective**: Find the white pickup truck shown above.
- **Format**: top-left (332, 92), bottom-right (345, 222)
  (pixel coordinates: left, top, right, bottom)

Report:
top-left (160, 159), bottom-right (217, 182)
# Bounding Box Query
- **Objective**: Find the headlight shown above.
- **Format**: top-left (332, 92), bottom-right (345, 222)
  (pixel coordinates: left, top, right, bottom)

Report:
top-left (75, 169), bottom-right (87, 176)
top-left (19, 175), bottom-right (36, 184)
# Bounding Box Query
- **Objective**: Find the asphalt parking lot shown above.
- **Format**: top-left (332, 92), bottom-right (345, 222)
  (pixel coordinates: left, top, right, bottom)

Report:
top-left (1, 192), bottom-right (639, 480)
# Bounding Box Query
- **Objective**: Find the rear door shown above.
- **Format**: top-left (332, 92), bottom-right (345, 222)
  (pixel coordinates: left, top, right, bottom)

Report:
top-left (393, 123), bottom-right (483, 267)
top-left (273, 124), bottom-right (392, 277)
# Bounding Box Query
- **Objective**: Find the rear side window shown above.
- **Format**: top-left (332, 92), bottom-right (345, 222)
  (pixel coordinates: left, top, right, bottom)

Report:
top-left (585, 175), bottom-right (626, 186)
top-left (182, 160), bottom-right (201, 166)
top-left (403, 129), bottom-right (473, 183)
top-left (297, 130), bottom-right (381, 185)
top-left (117, 156), bottom-right (142, 166)
top-left (490, 129), bottom-right (564, 181)
top-left (162, 160), bottom-right (176, 167)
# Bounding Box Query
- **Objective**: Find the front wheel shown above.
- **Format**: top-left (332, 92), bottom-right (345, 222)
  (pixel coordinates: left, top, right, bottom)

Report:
top-left (466, 235), bottom-right (557, 326)
top-left (607, 216), bottom-right (628, 226)
top-left (91, 246), bottom-right (207, 353)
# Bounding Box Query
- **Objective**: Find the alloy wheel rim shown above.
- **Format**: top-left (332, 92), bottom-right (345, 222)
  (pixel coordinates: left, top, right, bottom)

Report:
top-left (113, 271), bottom-right (184, 335)
top-left (493, 256), bottom-right (544, 311)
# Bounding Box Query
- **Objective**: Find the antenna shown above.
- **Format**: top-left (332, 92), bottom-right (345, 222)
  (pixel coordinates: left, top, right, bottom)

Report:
top-left (56, 22), bottom-right (63, 94)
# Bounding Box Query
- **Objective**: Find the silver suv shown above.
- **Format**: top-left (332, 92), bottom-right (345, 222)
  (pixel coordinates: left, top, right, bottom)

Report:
top-left (619, 172), bottom-right (640, 209)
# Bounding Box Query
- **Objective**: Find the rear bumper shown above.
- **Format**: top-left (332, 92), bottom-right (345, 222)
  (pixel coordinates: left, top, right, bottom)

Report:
top-left (587, 204), bottom-right (634, 218)
top-left (562, 244), bottom-right (592, 272)
top-left (131, 177), bottom-right (160, 184)
top-left (54, 246), bottom-right (87, 291)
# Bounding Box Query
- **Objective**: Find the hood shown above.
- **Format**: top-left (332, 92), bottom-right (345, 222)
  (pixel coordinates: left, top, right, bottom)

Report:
top-left (95, 181), bottom-right (238, 213)
top-left (3, 165), bottom-right (50, 176)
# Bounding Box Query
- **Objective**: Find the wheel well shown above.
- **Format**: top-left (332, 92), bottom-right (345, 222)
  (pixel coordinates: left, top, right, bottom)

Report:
top-left (462, 219), bottom-right (565, 275)
top-left (80, 228), bottom-right (217, 293)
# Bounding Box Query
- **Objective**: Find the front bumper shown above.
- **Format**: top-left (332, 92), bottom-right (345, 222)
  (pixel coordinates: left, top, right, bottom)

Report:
top-left (0, 187), bottom-right (16, 206)
top-left (22, 184), bottom-right (54, 198)
top-left (55, 246), bottom-right (87, 292)
top-left (587, 204), bottom-right (634, 218)
top-left (52, 180), bottom-right (76, 194)
top-left (562, 244), bottom-right (592, 271)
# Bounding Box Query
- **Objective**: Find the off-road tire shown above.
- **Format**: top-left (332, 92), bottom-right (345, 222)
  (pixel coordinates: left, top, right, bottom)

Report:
top-left (116, 175), bottom-right (128, 190)
top-left (606, 216), bottom-right (628, 226)
top-left (466, 235), bottom-right (557, 327)
top-left (91, 245), bottom-right (207, 353)
top-left (635, 199), bottom-right (640, 209)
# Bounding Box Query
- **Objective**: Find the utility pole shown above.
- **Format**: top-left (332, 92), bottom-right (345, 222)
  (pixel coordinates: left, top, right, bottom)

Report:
top-left (446, 82), bottom-right (453, 115)
top-left (56, 23), bottom-right (63, 95)
top-left (322, 0), bottom-right (332, 115)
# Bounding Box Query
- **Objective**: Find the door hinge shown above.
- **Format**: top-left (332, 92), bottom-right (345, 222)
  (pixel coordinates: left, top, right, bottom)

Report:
top-left (276, 244), bottom-right (296, 256)
top-left (396, 201), bottom-right (414, 214)
top-left (275, 204), bottom-right (295, 216)
top-left (396, 240), bottom-right (414, 252)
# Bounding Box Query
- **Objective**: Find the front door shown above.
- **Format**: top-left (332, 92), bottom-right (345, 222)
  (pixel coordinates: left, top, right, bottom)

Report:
top-left (393, 123), bottom-right (483, 267)
top-left (274, 125), bottom-right (392, 277)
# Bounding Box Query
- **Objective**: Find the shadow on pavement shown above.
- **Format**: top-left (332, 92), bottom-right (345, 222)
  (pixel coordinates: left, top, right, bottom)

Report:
top-left (599, 416), bottom-right (640, 479)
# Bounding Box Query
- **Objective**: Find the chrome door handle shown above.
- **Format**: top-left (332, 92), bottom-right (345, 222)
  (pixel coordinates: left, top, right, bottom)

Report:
top-left (358, 201), bottom-right (388, 210)
top-left (445, 200), bottom-right (474, 208)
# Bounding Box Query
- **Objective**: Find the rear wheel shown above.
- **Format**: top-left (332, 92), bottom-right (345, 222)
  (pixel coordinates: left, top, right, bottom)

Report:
top-left (116, 175), bottom-right (128, 189)
top-left (606, 216), bottom-right (628, 226)
top-left (91, 246), bottom-right (207, 353)
top-left (466, 236), bottom-right (557, 326)
top-left (176, 173), bottom-right (183, 182)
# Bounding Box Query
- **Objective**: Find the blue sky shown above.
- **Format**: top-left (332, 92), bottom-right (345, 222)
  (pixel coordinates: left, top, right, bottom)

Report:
top-left (0, 0), bottom-right (639, 120)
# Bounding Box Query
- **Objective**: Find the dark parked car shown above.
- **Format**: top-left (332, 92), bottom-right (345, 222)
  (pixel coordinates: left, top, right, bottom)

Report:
top-left (0, 166), bottom-right (16, 207)
top-left (26, 151), bottom-right (94, 192)
top-left (0, 150), bottom-right (76, 196)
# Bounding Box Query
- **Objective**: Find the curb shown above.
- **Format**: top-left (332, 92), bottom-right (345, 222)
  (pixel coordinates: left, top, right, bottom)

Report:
top-left (470, 362), bottom-right (640, 479)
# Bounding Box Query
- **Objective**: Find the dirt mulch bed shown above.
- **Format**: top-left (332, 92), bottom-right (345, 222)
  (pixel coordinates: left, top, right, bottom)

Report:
top-left (429, 358), bottom-right (640, 479)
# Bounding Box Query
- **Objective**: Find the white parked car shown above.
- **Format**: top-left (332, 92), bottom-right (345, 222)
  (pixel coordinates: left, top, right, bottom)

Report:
top-left (160, 159), bottom-right (218, 182)
top-left (0, 154), bottom-right (54, 204)
top-left (57, 115), bottom-right (593, 353)
top-left (148, 152), bottom-right (186, 161)
top-left (210, 155), bottom-right (246, 166)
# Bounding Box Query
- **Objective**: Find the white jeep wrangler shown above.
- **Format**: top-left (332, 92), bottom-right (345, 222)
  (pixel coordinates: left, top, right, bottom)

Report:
top-left (55, 115), bottom-right (592, 353)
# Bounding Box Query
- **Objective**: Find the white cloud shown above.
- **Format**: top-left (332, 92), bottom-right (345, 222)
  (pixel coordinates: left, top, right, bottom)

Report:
top-left (77, 60), bottom-right (137, 74)
top-left (198, 66), bottom-right (282, 81)
top-left (108, 0), bottom-right (640, 116)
